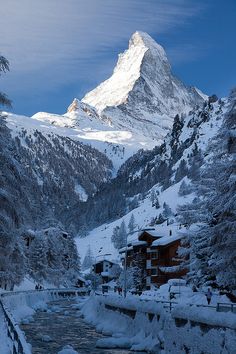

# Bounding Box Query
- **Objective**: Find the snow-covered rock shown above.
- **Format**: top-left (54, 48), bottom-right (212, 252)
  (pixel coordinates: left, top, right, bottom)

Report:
top-left (57, 345), bottom-right (79, 354)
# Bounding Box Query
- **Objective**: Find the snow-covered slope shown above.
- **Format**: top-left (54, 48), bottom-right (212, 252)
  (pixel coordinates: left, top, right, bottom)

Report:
top-left (76, 97), bottom-right (229, 262)
top-left (7, 111), bottom-right (153, 173)
top-left (76, 180), bottom-right (192, 262)
top-left (25, 32), bottom-right (207, 170)
top-left (82, 31), bottom-right (205, 140)
top-left (4, 112), bottom-right (114, 232)
top-left (30, 31), bottom-right (206, 167)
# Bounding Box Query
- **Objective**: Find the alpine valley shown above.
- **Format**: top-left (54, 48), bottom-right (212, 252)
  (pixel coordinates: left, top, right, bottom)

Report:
top-left (1, 32), bottom-right (235, 291)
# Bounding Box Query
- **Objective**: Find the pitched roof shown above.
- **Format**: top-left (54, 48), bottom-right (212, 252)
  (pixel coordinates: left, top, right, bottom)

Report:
top-left (152, 234), bottom-right (183, 247)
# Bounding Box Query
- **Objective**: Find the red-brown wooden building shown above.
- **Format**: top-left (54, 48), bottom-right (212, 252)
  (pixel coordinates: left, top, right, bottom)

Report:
top-left (119, 229), bottom-right (186, 289)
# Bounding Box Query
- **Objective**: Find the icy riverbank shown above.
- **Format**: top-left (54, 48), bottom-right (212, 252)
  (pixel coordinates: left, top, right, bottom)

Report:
top-left (80, 294), bottom-right (236, 354)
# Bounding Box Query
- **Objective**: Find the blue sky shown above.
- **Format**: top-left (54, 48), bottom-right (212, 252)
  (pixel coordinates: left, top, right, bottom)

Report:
top-left (1, 0), bottom-right (235, 116)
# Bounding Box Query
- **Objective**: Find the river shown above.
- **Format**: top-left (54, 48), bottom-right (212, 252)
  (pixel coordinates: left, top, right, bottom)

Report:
top-left (20, 298), bottom-right (140, 354)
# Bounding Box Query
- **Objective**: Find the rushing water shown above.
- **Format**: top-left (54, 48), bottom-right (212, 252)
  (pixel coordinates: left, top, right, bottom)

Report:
top-left (20, 298), bottom-right (137, 354)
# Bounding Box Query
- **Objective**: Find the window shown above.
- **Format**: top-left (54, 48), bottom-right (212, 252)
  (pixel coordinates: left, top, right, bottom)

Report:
top-left (151, 268), bottom-right (157, 276)
top-left (146, 260), bottom-right (151, 269)
top-left (151, 252), bottom-right (158, 259)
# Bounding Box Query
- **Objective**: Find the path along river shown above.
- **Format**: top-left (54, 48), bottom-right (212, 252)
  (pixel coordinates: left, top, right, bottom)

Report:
top-left (20, 298), bottom-right (142, 354)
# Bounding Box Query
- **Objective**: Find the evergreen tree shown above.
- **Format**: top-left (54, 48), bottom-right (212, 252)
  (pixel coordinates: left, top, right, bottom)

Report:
top-left (128, 214), bottom-right (136, 233)
top-left (118, 220), bottom-right (127, 249)
top-left (187, 144), bottom-right (204, 181)
top-left (112, 221), bottom-right (127, 250)
top-left (131, 252), bottom-right (146, 290)
top-left (28, 234), bottom-right (48, 284)
top-left (156, 213), bottom-right (166, 224)
top-left (0, 231), bottom-right (25, 290)
top-left (0, 55), bottom-right (12, 107)
top-left (82, 245), bottom-right (94, 270)
top-left (178, 180), bottom-right (193, 196)
top-left (178, 91), bottom-right (236, 290)
top-left (155, 198), bottom-right (160, 209)
top-left (109, 264), bottom-right (122, 279)
top-left (162, 202), bottom-right (173, 219)
top-left (111, 226), bottom-right (120, 249)
top-left (150, 190), bottom-right (160, 208)
top-left (118, 268), bottom-right (134, 290)
top-left (175, 159), bottom-right (188, 182)
top-left (150, 190), bottom-right (156, 205)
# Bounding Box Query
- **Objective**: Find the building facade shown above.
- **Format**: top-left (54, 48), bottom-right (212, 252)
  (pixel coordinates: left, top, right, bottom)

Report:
top-left (119, 229), bottom-right (186, 289)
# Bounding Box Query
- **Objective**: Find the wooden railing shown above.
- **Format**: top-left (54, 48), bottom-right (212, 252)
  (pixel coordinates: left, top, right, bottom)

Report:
top-left (0, 298), bottom-right (31, 354)
top-left (216, 302), bottom-right (236, 313)
top-left (0, 288), bottom-right (88, 354)
top-left (95, 291), bottom-right (236, 314)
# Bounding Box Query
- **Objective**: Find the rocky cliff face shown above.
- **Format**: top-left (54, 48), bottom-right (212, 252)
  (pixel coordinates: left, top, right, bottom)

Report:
top-left (82, 31), bottom-right (206, 139)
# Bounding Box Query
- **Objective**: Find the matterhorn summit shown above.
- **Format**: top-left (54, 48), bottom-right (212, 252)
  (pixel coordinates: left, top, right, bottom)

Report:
top-left (30, 31), bottom-right (207, 162)
top-left (82, 31), bottom-right (206, 139)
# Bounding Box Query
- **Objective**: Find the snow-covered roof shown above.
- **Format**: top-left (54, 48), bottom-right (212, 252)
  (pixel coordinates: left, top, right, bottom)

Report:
top-left (119, 240), bottom-right (147, 253)
top-left (93, 258), bottom-right (117, 265)
top-left (132, 240), bottom-right (147, 247)
top-left (77, 275), bottom-right (86, 283)
top-left (152, 234), bottom-right (183, 247)
top-left (119, 245), bottom-right (133, 254)
top-left (139, 229), bottom-right (164, 239)
top-left (101, 271), bottom-right (109, 277)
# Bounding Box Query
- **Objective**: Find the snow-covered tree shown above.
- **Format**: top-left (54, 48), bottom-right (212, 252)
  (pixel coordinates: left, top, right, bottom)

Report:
top-left (150, 190), bottom-right (160, 208)
top-left (150, 190), bottom-right (156, 205)
top-left (131, 253), bottom-right (146, 290)
top-left (118, 268), bottom-right (135, 290)
top-left (82, 245), bottom-right (94, 270)
top-left (187, 143), bottom-right (204, 181)
top-left (109, 264), bottom-right (122, 279)
top-left (0, 231), bottom-right (25, 290)
top-left (28, 234), bottom-right (48, 284)
top-left (162, 202), bottom-right (173, 219)
top-left (178, 91), bottom-right (236, 290)
top-left (175, 159), bottom-right (188, 182)
top-left (128, 214), bottom-right (136, 233)
top-left (118, 220), bottom-right (127, 249)
top-left (156, 213), bottom-right (166, 225)
top-left (178, 180), bottom-right (193, 196)
top-left (0, 55), bottom-right (12, 107)
top-left (111, 226), bottom-right (120, 249)
top-left (112, 221), bottom-right (127, 250)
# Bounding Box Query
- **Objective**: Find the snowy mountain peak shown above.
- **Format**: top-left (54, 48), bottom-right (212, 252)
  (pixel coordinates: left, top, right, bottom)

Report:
top-left (67, 98), bottom-right (96, 115)
top-left (129, 31), bottom-right (168, 64)
top-left (82, 31), bottom-right (206, 141)
top-left (67, 98), bottom-right (80, 113)
top-left (82, 32), bottom-right (154, 113)
top-left (82, 31), bottom-right (170, 114)
top-left (66, 98), bottom-right (99, 119)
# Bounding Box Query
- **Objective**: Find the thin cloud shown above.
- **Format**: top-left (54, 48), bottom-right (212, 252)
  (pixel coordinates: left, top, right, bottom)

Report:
top-left (167, 44), bottom-right (208, 65)
top-left (1, 0), bottom-right (203, 110)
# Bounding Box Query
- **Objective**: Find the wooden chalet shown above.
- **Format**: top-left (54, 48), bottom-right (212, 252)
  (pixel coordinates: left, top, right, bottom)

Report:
top-left (93, 259), bottom-right (118, 283)
top-left (119, 229), bottom-right (186, 290)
